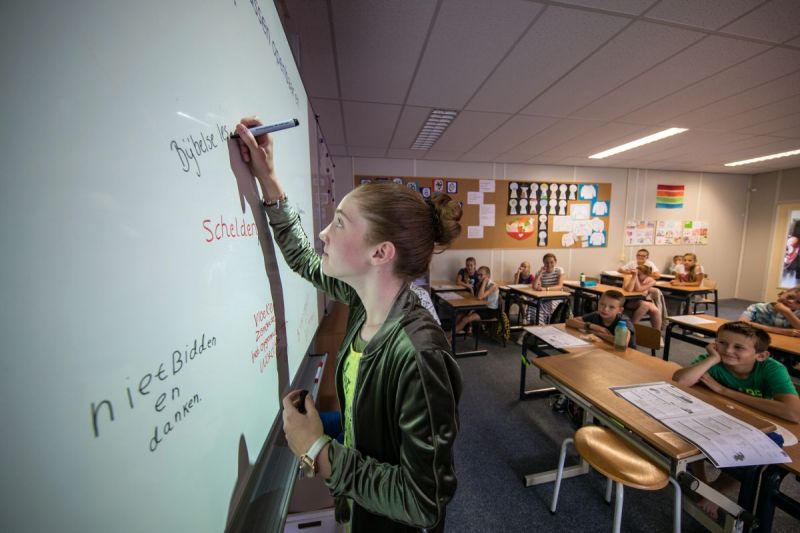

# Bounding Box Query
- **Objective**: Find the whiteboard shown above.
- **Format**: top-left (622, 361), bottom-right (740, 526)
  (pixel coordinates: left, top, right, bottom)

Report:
top-left (0, 2), bottom-right (318, 532)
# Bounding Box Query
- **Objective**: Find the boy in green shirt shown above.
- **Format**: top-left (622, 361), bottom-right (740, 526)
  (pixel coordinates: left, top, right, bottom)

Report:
top-left (672, 321), bottom-right (799, 423)
top-left (672, 321), bottom-right (800, 519)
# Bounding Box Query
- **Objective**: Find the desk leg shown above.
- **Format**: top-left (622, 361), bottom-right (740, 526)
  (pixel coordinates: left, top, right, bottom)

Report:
top-left (663, 322), bottom-right (677, 361)
top-left (714, 289), bottom-right (719, 317)
top-left (519, 337), bottom-right (556, 400)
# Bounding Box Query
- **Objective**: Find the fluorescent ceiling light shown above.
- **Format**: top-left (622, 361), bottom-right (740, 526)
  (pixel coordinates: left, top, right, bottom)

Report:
top-left (411, 109), bottom-right (458, 150)
top-left (724, 148), bottom-right (800, 167)
top-left (588, 127), bottom-right (689, 159)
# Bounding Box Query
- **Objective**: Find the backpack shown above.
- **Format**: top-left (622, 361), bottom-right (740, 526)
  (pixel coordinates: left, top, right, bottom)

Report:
top-left (490, 310), bottom-right (511, 345)
top-left (549, 299), bottom-right (573, 324)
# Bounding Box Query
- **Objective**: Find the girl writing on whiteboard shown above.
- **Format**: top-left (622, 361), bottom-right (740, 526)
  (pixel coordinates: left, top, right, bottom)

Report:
top-left (234, 119), bottom-right (462, 533)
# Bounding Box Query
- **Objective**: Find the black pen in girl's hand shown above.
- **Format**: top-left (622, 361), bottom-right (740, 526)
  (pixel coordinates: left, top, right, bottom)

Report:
top-left (230, 118), bottom-right (299, 138)
top-left (296, 389), bottom-right (309, 414)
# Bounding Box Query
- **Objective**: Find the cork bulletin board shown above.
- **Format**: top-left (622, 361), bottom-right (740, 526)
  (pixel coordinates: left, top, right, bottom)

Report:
top-left (355, 176), bottom-right (611, 250)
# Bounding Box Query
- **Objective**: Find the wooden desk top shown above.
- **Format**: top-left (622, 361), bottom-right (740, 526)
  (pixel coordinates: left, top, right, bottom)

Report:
top-left (655, 281), bottom-right (713, 293)
top-left (563, 281), bottom-right (645, 299)
top-left (668, 314), bottom-right (800, 356)
top-left (506, 285), bottom-right (571, 299)
top-left (534, 348), bottom-right (775, 461)
top-left (430, 280), bottom-right (469, 292)
top-left (604, 271), bottom-right (676, 281)
top-left (436, 293), bottom-right (489, 309)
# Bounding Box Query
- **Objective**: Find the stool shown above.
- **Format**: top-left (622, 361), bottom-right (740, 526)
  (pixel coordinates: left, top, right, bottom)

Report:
top-left (551, 425), bottom-right (682, 533)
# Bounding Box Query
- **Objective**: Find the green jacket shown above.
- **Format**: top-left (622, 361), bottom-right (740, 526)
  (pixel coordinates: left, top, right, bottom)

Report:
top-left (266, 202), bottom-right (462, 532)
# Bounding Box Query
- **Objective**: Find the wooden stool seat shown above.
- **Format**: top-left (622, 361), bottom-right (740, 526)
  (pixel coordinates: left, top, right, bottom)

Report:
top-left (575, 425), bottom-right (668, 491)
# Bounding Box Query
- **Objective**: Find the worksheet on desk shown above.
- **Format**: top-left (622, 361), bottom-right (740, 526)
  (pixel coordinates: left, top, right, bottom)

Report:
top-left (524, 326), bottom-right (592, 348)
top-left (612, 382), bottom-right (790, 468)
top-left (437, 291), bottom-right (464, 301)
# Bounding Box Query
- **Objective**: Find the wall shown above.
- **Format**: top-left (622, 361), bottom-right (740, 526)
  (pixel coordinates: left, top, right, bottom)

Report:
top-left (739, 166), bottom-right (800, 301)
top-left (333, 157), bottom-right (750, 298)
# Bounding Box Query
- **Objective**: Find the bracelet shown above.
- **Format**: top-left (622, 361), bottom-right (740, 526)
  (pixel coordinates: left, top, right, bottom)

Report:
top-left (263, 193), bottom-right (288, 207)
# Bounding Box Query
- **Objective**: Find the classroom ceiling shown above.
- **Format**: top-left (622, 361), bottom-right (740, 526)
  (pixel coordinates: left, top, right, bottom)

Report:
top-left (281, 0), bottom-right (800, 175)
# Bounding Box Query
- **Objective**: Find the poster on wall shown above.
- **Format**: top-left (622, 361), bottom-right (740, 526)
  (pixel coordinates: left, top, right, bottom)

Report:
top-left (656, 184), bottom-right (685, 208)
top-left (655, 220), bottom-right (683, 245)
top-left (624, 220), bottom-right (655, 246)
top-left (682, 220), bottom-right (708, 245)
top-left (781, 210), bottom-right (800, 289)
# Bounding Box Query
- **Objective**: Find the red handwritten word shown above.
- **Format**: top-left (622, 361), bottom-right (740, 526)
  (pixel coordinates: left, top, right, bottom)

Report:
top-left (203, 216), bottom-right (257, 243)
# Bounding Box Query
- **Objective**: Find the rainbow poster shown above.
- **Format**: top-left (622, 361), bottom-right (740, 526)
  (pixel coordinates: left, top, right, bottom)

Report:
top-left (656, 184), bottom-right (684, 208)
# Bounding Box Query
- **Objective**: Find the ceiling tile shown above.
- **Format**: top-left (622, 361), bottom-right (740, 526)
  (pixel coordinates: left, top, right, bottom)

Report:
top-left (620, 47), bottom-right (800, 124)
top-left (386, 148), bottom-right (425, 159)
top-left (310, 98), bottom-right (345, 145)
top-left (786, 35), bottom-right (800, 46)
top-left (348, 146), bottom-right (389, 158)
top-left (332, 0), bottom-right (437, 103)
top-left (573, 36), bottom-right (766, 121)
top-left (469, 115), bottom-right (560, 154)
top-left (500, 118), bottom-right (601, 159)
top-left (467, 6), bottom-right (629, 113)
top-left (341, 101), bottom-right (401, 147)
top-left (432, 111), bottom-right (511, 151)
top-left (770, 125), bottom-right (800, 138)
top-left (736, 111), bottom-right (800, 135)
top-left (700, 93), bottom-right (800, 131)
top-left (538, 122), bottom-right (649, 158)
top-left (390, 106), bottom-right (432, 149)
top-left (719, 0), bottom-right (800, 44)
top-left (646, 0), bottom-right (764, 31)
top-left (406, 0), bottom-right (544, 108)
top-left (327, 144), bottom-right (349, 156)
top-left (554, 0), bottom-right (658, 16)
top-left (522, 21), bottom-right (704, 116)
top-left (672, 70), bottom-right (800, 127)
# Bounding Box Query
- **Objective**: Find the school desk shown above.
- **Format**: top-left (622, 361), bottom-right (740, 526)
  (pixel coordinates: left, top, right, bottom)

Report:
top-left (429, 280), bottom-right (471, 294)
top-left (600, 271), bottom-right (675, 286)
top-left (663, 314), bottom-right (800, 378)
top-left (655, 281), bottom-right (718, 316)
top-left (433, 292), bottom-right (489, 358)
top-left (502, 285), bottom-right (571, 326)
top-left (562, 281), bottom-right (645, 314)
top-left (531, 348), bottom-right (775, 532)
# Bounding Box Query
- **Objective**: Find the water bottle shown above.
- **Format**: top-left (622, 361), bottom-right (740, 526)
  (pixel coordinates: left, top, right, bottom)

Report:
top-left (614, 320), bottom-right (628, 352)
top-left (579, 272), bottom-right (586, 286)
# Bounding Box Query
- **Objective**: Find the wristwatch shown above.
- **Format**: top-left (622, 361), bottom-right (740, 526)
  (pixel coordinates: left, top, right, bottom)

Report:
top-left (299, 435), bottom-right (332, 478)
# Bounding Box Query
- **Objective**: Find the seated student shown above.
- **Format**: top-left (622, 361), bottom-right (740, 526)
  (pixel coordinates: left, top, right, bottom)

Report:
top-left (530, 253), bottom-right (564, 324)
top-left (670, 252), bottom-right (704, 286)
top-left (622, 265), bottom-right (662, 331)
top-left (513, 261), bottom-right (533, 285)
top-left (455, 256), bottom-right (479, 295)
top-left (566, 289), bottom-right (636, 348)
top-left (672, 321), bottom-right (800, 518)
top-left (740, 288), bottom-right (800, 337)
top-left (512, 261), bottom-right (534, 324)
top-left (668, 254), bottom-right (685, 275)
top-left (619, 248), bottom-right (660, 278)
top-left (454, 266), bottom-right (499, 334)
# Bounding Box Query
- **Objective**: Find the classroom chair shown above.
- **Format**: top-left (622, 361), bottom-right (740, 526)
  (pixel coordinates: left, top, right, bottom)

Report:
top-left (551, 425), bottom-right (682, 533)
top-left (690, 278), bottom-right (718, 316)
top-left (634, 322), bottom-right (662, 356)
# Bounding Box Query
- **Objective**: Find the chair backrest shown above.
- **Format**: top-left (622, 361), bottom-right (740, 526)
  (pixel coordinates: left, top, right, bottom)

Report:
top-left (549, 299), bottom-right (573, 324)
top-left (586, 276), bottom-right (600, 282)
top-left (633, 322), bottom-right (661, 352)
top-left (701, 278), bottom-right (717, 290)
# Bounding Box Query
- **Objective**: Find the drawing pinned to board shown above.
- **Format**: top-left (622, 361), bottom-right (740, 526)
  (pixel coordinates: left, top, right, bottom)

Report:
top-left (538, 230), bottom-right (548, 247)
top-left (683, 220), bottom-right (708, 245)
top-left (559, 184), bottom-right (567, 199)
top-left (540, 183), bottom-right (549, 199)
top-left (656, 184), bottom-right (684, 208)
top-left (539, 214), bottom-right (548, 231)
top-left (521, 184), bottom-right (529, 198)
top-left (655, 220), bottom-right (683, 245)
top-left (519, 198), bottom-right (528, 214)
top-left (568, 184), bottom-right (577, 199)
top-left (592, 201), bottom-right (608, 216)
top-left (570, 203), bottom-right (591, 220)
top-left (624, 220), bottom-right (655, 246)
top-left (589, 231), bottom-right (606, 246)
top-left (509, 199), bottom-right (518, 215)
top-left (406, 181), bottom-right (419, 192)
top-left (360, 178), bottom-right (372, 185)
top-left (392, 177), bottom-right (404, 185)
top-left (446, 181), bottom-right (458, 194)
top-left (421, 187), bottom-right (432, 198)
top-left (558, 199), bottom-right (567, 215)
top-left (561, 232), bottom-right (576, 247)
top-left (579, 184), bottom-right (597, 200)
top-left (505, 217), bottom-right (536, 240)
top-left (433, 179), bottom-right (444, 192)
top-left (509, 182), bottom-right (518, 198)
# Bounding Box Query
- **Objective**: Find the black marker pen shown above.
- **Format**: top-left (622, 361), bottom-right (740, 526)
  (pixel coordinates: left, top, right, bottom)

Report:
top-left (231, 118), bottom-right (299, 138)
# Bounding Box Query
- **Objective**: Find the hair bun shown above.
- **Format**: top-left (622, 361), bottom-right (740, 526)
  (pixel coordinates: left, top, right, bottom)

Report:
top-left (429, 193), bottom-right (462, 248)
